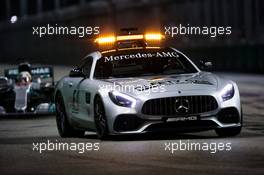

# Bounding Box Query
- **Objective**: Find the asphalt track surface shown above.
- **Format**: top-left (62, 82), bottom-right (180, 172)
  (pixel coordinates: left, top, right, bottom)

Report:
top-left (0, 66), bottom-right (263, 175)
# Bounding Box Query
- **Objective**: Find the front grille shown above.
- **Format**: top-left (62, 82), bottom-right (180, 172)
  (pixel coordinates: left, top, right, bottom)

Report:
top-left (142, 96), bottom-right (218, 116)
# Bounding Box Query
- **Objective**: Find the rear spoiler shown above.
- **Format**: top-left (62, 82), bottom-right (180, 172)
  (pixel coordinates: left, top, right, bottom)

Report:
top-left (4, 66), bottom-right (54, 85)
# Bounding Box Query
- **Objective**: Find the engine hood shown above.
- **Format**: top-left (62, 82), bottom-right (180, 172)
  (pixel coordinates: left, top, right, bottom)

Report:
top-left (101, 72), bottom-right (219, 96)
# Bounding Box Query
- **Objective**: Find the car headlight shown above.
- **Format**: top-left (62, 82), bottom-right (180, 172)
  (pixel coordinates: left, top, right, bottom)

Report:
top-left (220, 83), bottom-right (234, 101)
top-left (109, 91), bottom-right (137, 108)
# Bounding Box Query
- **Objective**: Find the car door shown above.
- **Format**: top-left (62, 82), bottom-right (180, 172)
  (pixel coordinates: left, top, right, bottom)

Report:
top-left (62, 74), bottom-right (83, 118)
top-left (70, 57), bottom-right (94, 128)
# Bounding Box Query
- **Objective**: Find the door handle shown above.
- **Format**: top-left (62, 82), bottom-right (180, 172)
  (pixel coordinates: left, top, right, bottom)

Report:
top-left (68, 82), bottom-right (73, 87)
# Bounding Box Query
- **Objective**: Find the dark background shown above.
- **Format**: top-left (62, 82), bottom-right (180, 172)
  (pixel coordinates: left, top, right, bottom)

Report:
top-left (0, 0), bottom-right (263, 73)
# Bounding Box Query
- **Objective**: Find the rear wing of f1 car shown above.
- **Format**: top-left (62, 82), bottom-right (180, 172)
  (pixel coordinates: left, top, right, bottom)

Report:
top-left (4, 66), bottom-right (54, 85)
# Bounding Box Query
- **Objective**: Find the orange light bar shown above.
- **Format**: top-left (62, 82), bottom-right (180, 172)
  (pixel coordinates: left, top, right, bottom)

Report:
top-left (95, 33), bottom-right (164, 44)
top-left (144, 33), bottom-right (164, 40)
top-left (117, 34), bottom-right (144, 41)
top-left (94, 36), bottom-right (116, 44)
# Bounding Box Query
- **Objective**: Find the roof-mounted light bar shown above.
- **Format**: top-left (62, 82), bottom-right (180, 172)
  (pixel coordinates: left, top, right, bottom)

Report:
top-left (145, 33), bottom-right (164, 40)
top-left (117, 34), bottom-right (144, 41)
top-left (94, 33), bottom-right (164, 44)
top-left (94, 36), bottom-right (116, 44)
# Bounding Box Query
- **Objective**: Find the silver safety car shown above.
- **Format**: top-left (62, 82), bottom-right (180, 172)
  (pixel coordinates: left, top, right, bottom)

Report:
top-left (54, 32), bottom-right (242, 139)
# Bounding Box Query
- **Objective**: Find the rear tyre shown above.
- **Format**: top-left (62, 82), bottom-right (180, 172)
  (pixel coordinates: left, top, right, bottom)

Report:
top-left (55, 93), bottom-right (84, 137)
top-left (94, 96), bottom-right (108, 139)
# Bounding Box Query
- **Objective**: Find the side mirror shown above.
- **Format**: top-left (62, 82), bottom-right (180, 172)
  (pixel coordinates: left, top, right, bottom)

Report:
top-left (69, 68), bottom-right (85, 78)
top-left (199, 60), bottom-right (213, 71)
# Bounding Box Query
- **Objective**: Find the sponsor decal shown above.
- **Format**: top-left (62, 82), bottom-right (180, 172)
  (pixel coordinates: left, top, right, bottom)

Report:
top-left (31, 67), bottom-right (51, 75)
top-left (6, 67), bottom-right (51, 76)
top-left (166, 116), bottom-right (198, 122)
top-left (104, 51), bottom-right (179, 62)
top-left (7, 69), bottom-right (19, 75)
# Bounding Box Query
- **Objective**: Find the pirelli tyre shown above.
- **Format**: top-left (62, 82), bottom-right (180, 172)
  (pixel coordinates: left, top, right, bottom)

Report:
top-left (55, 93), bottom-right (85, 137)
top-left (94, 96), bottom-right (109, 139)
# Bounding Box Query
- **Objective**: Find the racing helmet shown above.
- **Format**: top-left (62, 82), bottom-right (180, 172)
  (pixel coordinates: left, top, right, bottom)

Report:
top-left (18, 63), bottom-right (31, 74)
top-left (16, 71), bottom-right (32, 84)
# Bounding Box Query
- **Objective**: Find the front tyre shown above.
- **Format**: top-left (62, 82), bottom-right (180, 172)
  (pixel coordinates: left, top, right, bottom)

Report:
top-left (94, 96), bottom-right (108, 139)
top-left (55, 93), bottom-right (84, 137)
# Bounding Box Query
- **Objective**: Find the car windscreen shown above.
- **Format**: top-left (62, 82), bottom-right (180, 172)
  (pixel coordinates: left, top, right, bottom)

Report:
top-left (94, 48), bottom-right (198, 79)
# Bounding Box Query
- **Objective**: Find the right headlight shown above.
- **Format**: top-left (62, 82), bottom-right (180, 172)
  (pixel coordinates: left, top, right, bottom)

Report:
top-left (108, 91), bottom-right (137, 108)
top-left (220, 83), bottom-right (235, 101)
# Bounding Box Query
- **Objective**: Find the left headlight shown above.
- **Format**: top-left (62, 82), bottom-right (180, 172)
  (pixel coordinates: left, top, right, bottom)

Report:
top-left (220, 83), bottom-right (235, 101)
top-left (109, 91), bottom-right (137, 108)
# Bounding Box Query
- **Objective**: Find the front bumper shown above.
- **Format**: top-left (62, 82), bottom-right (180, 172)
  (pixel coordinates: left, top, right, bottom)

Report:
top-left (101, 85), bottom-right (242, 135)
top-left (112, 107), bottom-right (241, 134)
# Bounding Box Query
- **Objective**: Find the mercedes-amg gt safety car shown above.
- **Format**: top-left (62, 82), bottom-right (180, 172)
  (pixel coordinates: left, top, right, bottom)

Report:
top-left (0, 63), bottom-right (55, 115)
top-left (54, 32), bottom-right (242, 139)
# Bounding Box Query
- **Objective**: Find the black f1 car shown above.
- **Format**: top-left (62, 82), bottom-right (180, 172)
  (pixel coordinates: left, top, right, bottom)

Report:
top-left (0, 63), bottom-right (55, 115)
